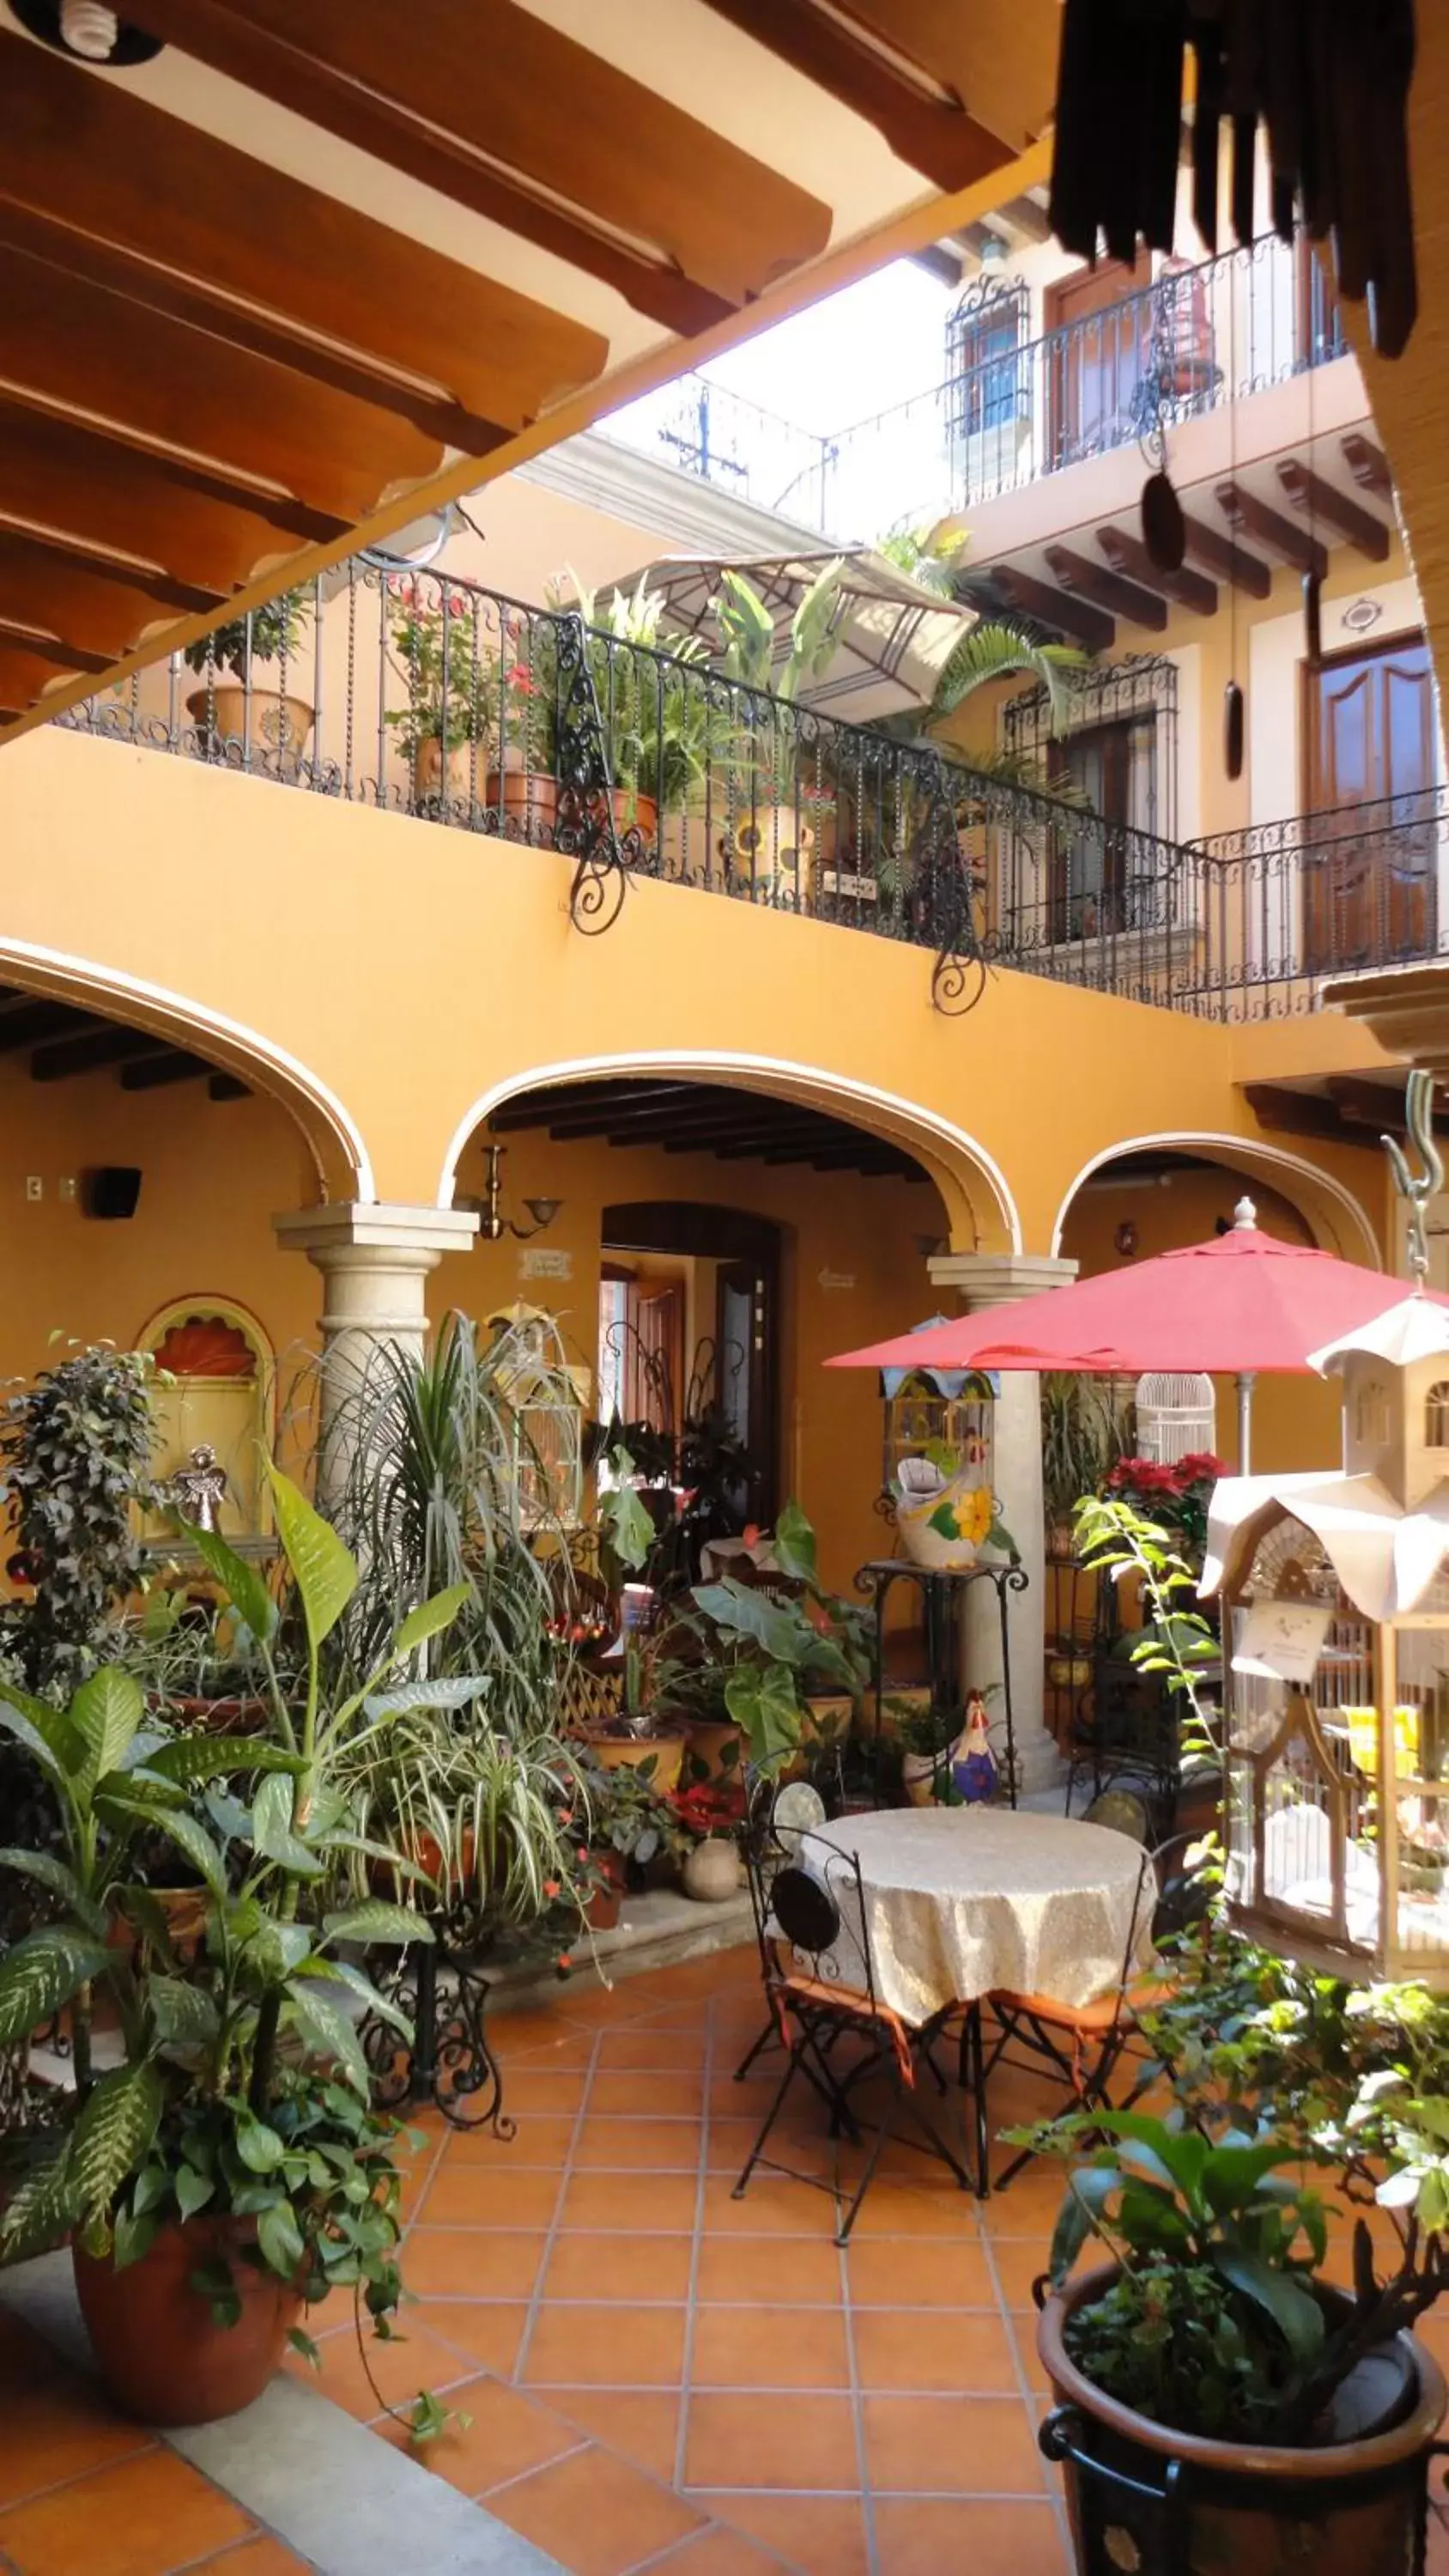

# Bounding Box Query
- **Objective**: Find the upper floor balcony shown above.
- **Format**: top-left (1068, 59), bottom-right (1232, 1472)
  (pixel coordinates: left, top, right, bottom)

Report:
top-left (56, 553), bottom-right (1446, 1030)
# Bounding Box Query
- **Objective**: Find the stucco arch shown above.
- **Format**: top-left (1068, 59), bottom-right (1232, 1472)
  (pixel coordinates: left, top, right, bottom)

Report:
top-left (0, 938), bottom-right (372, 1204)
top-left (437, 1048), bottom-right (1023, 1255)
top-left (1050, 1132), bottom-right (1382, 1269)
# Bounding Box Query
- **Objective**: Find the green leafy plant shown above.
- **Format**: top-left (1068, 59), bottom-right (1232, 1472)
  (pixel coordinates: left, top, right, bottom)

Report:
top-left (0, 1342), bottom-right (159, 1697)
top-left (182, 591), bottom-right (312, 685)
top-left (1040, 1375), bottom-right (1124, 1534)
top-left (688, 1501), bottom-right (872, 1771)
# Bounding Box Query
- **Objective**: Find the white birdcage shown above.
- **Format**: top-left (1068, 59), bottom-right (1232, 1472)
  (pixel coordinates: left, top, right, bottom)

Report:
top-left (1134, 1370), bottom-right (1216, 1464)
top-left (486, 1303), bottom-right (589, 1529)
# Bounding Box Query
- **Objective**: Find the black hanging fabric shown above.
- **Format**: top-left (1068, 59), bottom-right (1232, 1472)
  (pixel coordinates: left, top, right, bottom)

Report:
top-left (1048, 0), bottom-right (1418, 358)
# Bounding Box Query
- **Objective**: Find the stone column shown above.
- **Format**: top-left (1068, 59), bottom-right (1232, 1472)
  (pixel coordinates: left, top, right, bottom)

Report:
top-left (928, 1250), bottom-right (1078, 1799)
top-left (276, 1203), bottom-right (478, 1505)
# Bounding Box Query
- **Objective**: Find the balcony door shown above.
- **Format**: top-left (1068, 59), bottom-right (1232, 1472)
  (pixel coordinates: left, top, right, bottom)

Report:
top-left (1303, 634), bottom-right (1437, 972)
top-left (1046, 256), bottom-right (1151, 469)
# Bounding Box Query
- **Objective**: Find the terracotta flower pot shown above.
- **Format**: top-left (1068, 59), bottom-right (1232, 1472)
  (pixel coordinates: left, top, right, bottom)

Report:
top-left (412, 737), bottom-right (474, 808)
top-left (1038, 2263), bottom-right (1448, 2576)
top-left (485, 763), bottom-right (558, 839)
top-left (681, 1838), bottom-right (741, 1903)
top-left (106, 1885), bottom-right (209, 1962)
top-left (585, 1734), bottom-right (686, 1794)
top-left (186, 684), bottom-right (312, 774)
top-left (680, 1718), bottom-right (746, 1783)
top-left (74, 2216), bottom-right (303, 2426)
top-left (585, 1850), bottom-right (626, 1930)
top-left (168, 1696), bottom-right (267, 1735)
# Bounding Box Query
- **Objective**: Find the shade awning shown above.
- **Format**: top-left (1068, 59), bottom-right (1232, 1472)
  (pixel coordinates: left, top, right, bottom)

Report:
top-left (0, 0), bottom-right (1061, 737)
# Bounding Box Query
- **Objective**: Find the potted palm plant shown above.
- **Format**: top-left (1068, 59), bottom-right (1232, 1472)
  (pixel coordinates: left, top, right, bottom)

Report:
top-left (182, 591), bottom-right (314, 772)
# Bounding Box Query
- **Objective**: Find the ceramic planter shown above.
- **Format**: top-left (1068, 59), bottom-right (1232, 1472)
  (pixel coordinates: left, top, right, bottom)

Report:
top-left (106, 1885), bottom-right (208, 1961)
top-left (1037, 2263), bottom-right (1448, 2576)
top-left (681, 1838), bottom-right (741, 1903)
top-left (894, 1468), bottom-right (996, 1572)
top-left (75, 2216), bottom-right (303, 2426)
top-left (186, 683), bottom-right (312, 774)
top-left (900, 1747), bottom-right (945, 1807)
top-left (585, 1849), bottom-right (626, 1930)
top-left (680, 1718), bottom-right (746, 1783)
top-left (585, 1733), bottom-right (686, 1794)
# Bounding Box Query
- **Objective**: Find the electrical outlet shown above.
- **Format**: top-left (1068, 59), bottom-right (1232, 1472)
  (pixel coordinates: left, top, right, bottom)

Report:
top-left (25, 1176), bottom-right (42, 1203)
top-left (58, 1176), bottom-right (76, 1203)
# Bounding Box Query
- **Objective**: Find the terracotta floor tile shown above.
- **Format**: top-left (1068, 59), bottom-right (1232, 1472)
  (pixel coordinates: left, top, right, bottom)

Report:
top-left (0, 2446), bottom-right (252, 2576)
top-left (977, 2165), bottom-right (1082, 2233)
top-left (691, 2306), bottom-right (851, 2391)
top-left (403, 2227), bottom-right (549, 2299)
top-left (561, 2172), bottom-right (700, 2234)
top-left (875, 2496), bottom-right (1069, 2576)
top-left (289, 2316), bottom-right (482, 2421)
top-left (543, 2233), bottom-right (694, 2304)
top-left (861, 2395), bottom-right (1046, 2494)
top-left (684, 2393), bottom-right (859, 2492)
top-left (200, 2545), bottom-right (320, 2575)
top-left (695, 2236), bottom-right (843, 2309)
top-left (700, 2177), bottom-right (839, 2239)
top-left (544, 2390), bottom-right (682, 2482)
top-left (0, 2373), bottom-right (152, 2509)
top-left (448, 2112), bottom-right (577, 2166)
top-left (487, 2444), bottom-right (705, 2576)
top-left (842, 2238), bottom-right (996, 2308)
top-left (988, 2240), bottom-right (1058, 2312)
top-left (524, 2304), bottom-right (688, 2389)
top-left (415, 2164), bottom-right (563, 2231)
top-left (694, 2492), bottom-right (870, 2576)
top-left (851, 2308), bottom-right (1019, 2393)
top-left (597, 2030), bottom-right (709, 2071)
top-left (832, 2169), bottom-right (976, 2239)
top-left (1007, 2311), bottom-right (1053, 2396)
top-left (495, 2069), bottom-right (591, 2114)
top-left (591, 2072), bottom-right (706, 2118)
top-left (409, 2300), bottom-right (530, 2379)
top-left (573, 2118), bottom-right (704, 2172)
top-left (377, 2373), bottom-right (580, 2496)
top-left (707, 2119), bottom-right (836, 2180)
top-left (650, 2524), bottom-right (792, 2576)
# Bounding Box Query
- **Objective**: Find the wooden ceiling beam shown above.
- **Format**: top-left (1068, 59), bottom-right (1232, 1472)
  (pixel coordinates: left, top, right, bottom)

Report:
top-left (0, 1002), bottom-right (96, 1053)
top-left (30, 1027), bottom-right (169, 1083)
top-left (997, 193), bottom-right (1053, 243)
top-left (1241, 1082), bottom-right (1353, 1145)
top-left (1046, 544), bottom-right (1168, 633)
top-left (492, 1084), bottom-right (702, 1135)
top-left (1323, 1074), bottom-right (1436, 1132)
top-left (1342, 434), bottom-right (1394, 502)
top-left (697, 0), bottom-right (1013, 191)
top-left (1179, 511), bottom-right (1272, 598)
top-left (124, 0), bottom-right (830, 326)
top-left (118, 1050), bottom-right (213, 1091)
top-left (991, 564), bottom-right (1114, 652)
top-left (208, 1072), bottom-right (252, 1102)
top-left (1276, 459), bottom-right (1391, 563)
top-left (1216, 480), bottom-right (1328, 580)
top-left (0, 642), bottom-right (88, 714)
top-left (1096, 526), bottom-right (1217, 617)
top-left (0, 532), bottom-right (218, 659)
top-left (0, 623), bottom-right (109, 677)
top-left (0, 242), bottom-right (438, 523)
top-left (951, 223), bottom-right (999, 259)
top-left (1, 30), bottom-right (607, 434)
top-left (911, 243), bottom-right (965, 287)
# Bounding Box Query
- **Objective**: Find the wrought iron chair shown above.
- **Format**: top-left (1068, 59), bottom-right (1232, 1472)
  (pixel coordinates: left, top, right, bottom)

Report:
top-left (979, 1832), bottom-right (1213, 2193)
top-left (734, 1826), bottom-right (976, 2244)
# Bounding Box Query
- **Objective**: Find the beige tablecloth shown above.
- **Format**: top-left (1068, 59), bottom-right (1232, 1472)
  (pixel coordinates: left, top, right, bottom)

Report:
top-left (809, 1808), bottom-right (1149, 2026)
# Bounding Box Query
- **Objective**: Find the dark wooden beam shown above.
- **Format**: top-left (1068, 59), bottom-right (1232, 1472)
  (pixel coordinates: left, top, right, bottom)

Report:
top-left (1046, 544), bottom-right (1168, 633)
top-left (0, 531), bottom-right (217, 658)
top-left (31, 1027), bottom-right (168, 1083)
top-left (1242, 1082), bottom-right (1353, 1145)
top-left (696, 0), bottom-right (1014, 191)
top-left (118, 1050), bottom-right (212, 1091)
top-left (951, 223), bottom-right (999, 260)
top-left (997, 193), bottom-right (1053, 243)
top-left (1216, 480), bottom-right (1328, 580)
top-left (910, 243), bottom-right (965, 288)
top-left (0, 1003), bottom-right (96, 1054)
top-left (1096, 526), bottom-right (1217, 617)
top-left (208, 1072), bottom-right (252, 1103)
top-left (1179, 512), bottom-right (1272, 598)
top-left (1342, 434), bottom-right (1393, 502)
top-left (991, 564), bottom-right (1115, 652)
top-left (0, 623), bottom-right (110, 677)
top-left (122, 0), bottom-right (830, 330)
top-left (493, 1081), bottom-right (697, 1131)
top-left (0, 526), bottom-right (220, 622)
top-left (1324, 1074), bottom-right (1439, 1133)
top-left (1276, 459), bottom-right (1391, 563)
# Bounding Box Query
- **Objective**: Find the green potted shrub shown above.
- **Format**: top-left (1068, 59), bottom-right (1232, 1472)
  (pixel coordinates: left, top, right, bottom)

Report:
top-left (182, 589), bottom-right (314, 771)
top-left (688, 1500), bottom-right (871, 1774)
top-left (1041, 1373), bottom-right (1122, 1559)
top-left (0, 1464), bottom-right (474, 2428)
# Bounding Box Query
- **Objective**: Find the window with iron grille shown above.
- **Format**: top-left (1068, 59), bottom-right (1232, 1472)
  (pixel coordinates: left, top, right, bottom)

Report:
top-left (945, 276), bottom-right (1029, 447)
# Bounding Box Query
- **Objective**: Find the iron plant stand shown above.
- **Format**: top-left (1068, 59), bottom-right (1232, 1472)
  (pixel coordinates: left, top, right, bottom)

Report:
top-left (854, 1556), bottom-right (1026, 1804)
top-left (358, 1912), bottom-right (514, 2138)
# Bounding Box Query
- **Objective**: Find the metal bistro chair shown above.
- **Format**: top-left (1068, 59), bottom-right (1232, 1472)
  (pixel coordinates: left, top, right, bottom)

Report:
top-left (734, 1826), bottom-right (976, 2244)
top-left (979, 1832), bottom-right (1214, 2194)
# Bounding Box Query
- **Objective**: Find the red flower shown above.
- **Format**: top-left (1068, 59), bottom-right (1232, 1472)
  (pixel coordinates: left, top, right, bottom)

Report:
top-left (555, 1954), bottom-right (573, 1978)
top-left (742, 1523), bottom-right (761, 1549)
top-left (543, 1879), bottom-right (561, 1900)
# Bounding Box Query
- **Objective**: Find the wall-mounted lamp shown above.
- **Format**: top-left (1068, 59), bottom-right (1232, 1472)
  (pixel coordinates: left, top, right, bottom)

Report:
top-left (464, 1145), bottom-right (561, 1243)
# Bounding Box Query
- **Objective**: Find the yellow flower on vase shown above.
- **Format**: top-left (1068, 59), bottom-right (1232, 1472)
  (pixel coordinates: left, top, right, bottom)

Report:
top-left (951, 1486), bottom-right (993, 1546)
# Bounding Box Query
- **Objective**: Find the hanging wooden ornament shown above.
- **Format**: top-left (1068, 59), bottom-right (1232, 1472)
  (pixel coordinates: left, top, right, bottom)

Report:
top-left (1303, 573), bottom-right (1322, 665)
top-left (1224, 680), bottom-right (1245, 782)
top-left (1142, 469), bottom-right (1186, 573)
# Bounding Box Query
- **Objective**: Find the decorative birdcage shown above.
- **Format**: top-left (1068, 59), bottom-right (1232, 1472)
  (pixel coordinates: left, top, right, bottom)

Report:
top-left (1134, 1369), bottom-right (1216, 1465)
top-left (879, 1324), bottom-right (996, 1510)
top-left (486, 1303), bottom-right (589, 1530)
top-left (1203, 1296), bottom-right (1449, 1987)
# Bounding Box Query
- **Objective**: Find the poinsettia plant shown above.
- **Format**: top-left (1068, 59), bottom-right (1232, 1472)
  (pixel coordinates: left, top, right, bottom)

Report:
top-left (1102, 1450), bottom-right (1224, 1566)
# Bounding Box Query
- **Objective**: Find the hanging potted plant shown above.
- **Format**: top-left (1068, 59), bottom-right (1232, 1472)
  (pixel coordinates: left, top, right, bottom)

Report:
top-left (182, 590), bottom-right (314, 774)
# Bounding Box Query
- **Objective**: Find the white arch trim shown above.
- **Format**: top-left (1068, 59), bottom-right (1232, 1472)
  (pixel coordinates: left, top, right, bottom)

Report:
top-left (0, 939), bottom-right (374, 1201)
top-left (439, 1049), bottom-right (1024, 1253)
top-left (1050, 1132), bottom-right (1381, 1269)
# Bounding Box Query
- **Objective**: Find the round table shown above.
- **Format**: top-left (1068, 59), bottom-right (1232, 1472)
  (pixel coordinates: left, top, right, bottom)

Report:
top-left (815, 1807), bottom-right (1149, 2026)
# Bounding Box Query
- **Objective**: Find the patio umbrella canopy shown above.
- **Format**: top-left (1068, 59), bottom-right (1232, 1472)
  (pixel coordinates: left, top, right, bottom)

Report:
top-left (826, 1202), bottom-right (1449, 1468)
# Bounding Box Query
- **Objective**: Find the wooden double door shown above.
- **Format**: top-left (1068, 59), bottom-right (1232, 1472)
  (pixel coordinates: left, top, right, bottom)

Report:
top-left (1302, 634), bottom-right (1438, 973)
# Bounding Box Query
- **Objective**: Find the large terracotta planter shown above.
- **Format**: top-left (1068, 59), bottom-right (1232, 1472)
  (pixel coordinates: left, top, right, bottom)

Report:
top-left (187, 684), bottom-right (312, 774)
top-left (412, 737), bottom-right (474, 809)
top-left (585, 1733), bottom-right (685, 1794)
top-left (75, 2216), bottom-right (303, 2426)
top-left (106, 1885), bottom-right (209, 1962)
top-left (680, 1718), bottom-right (746, 1783)
top-left (1038, 2263), bottom-right (1448, 2576)
top-left (484, 762), bottom-right (557, 837)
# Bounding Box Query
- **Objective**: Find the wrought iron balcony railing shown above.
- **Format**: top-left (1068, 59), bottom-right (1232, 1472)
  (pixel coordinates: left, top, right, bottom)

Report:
top-left (56, 559), bottom-right (1440, 1024)
top-left (603, 231), bottom-right (1349, 537)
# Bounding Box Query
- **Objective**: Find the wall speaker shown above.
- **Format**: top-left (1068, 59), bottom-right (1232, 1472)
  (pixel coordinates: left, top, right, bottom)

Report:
top-left (82, 1167), bottom-right (142, 1221)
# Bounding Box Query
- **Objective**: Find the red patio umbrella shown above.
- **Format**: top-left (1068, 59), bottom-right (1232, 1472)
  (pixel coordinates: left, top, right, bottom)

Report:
top-left (827, 1200), bottom-right (1449, 1467)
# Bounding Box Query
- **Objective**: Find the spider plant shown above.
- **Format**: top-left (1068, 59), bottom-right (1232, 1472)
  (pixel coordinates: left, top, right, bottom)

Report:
top-left (330, 1699), bottom-right (587, 1930)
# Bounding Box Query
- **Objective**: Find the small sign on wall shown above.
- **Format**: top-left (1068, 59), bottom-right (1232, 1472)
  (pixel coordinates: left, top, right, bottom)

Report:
top-left (520, 1245), bottom-right (573, 1281)
top-left (817, 1267), bottom-right (856, 1291)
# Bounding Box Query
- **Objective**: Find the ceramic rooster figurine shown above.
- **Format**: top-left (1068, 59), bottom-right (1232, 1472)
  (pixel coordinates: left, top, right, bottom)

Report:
top-left (951, 1692), bottom-right (997, 1805)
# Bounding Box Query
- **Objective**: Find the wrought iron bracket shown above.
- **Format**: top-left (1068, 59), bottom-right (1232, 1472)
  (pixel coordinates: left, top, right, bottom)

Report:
top-left (359, 1930), bottom-right (514, 2138)
top-left (920, 750), bottom-right (990, 1016)
top-left (555, 611), bottom-right (628, 938)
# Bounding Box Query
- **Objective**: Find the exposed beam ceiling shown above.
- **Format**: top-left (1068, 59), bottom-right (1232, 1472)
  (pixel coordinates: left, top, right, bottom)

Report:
top-left (1045, 544), bottom-right (1168, 633)
top-left (1179, 512), bottom-right (1272, 599)
top-left (0, 981), bottom-right (252, 1100)
top-left (991, 563), bottom-right (1114, 652)
top-left (1342, 434), bottom-right (1393, 502)
top-left (1276, 459), bottom-right (1391, 562)
top-left (490, 1078), bottom-right (927, 1179)
top-left (1216, 480), bottom-right (1328, 580)
top-left (1096, 526), bottom-right (1217, 617)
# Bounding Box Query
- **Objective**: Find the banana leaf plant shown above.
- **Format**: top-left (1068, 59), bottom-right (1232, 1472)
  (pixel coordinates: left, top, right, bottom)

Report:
top-left (0, 1464), bottom-right (480, 2342)
top-left (688, 1499), bottom-right (873, 1770)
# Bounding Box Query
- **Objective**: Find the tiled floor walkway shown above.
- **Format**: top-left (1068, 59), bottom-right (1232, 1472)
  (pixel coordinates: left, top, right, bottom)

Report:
top-left (300, 1946), bottom-right (1079, 2576)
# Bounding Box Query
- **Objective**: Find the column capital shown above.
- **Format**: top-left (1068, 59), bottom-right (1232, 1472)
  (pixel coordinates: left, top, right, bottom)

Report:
top-left (274, 1202), bottom-right (478, 1267)
top-left (928, 1250), bottom-right (1078, 1309)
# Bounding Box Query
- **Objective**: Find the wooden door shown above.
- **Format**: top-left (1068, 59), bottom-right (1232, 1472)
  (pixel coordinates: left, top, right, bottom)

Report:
top-left (1046, 256), bottom-right (1151, 468)
top-left (1303, 635), bottom-right (1437, 970)
top-left (1047, 719), bottom-right (1132, 938)
top-left (715, 1255), bottom-right (778, 1528)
